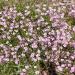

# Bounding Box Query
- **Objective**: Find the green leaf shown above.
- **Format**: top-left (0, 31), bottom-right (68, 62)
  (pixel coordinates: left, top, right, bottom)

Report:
top-left (30, 9), bottom-right (37, 20)
top-left (0, 62), bottom-right (19, 75)
top-left (0, 0), bottom-right (5, 11)
top-left (67, 17), bottom-right (75, 26)
top-left (16, 3), bottom-right (25, 12)
top-left (17, 47), bottom-right (23, 55)
top-left (19, 29), bottom-right (28, 38)
top-left (43, 15), bottom-right (51, 25)
top-left (9, 36), bottom-right (19, 46)
top-left (15, 16), bottom-right (21, 22)
top-left (0, 39), bottom-right (7, 44)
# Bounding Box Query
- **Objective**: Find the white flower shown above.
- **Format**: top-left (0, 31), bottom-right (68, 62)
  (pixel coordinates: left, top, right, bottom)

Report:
top-left (25, 11), bottom-right (30, 15)
top-left (6, 41), bottom-right (9, 44)
top-left (24, 47), bottom-right (28, 52)
top-left (17, 35), bottom-right (22, 40)
top-left (36, 9), bottom-right (41, 12)
top-left (15, 59), bottom-right (19, 64)
top-left (25, 65), bottom-right (29, 69)
top-left (22, 69), bottom-right (26, 72)
top-left (57, 66), bottom-right (63, 72)
top-left (73, 26), bottom-right (75, 32)
top-left (26, 6), bottom-right (30, 9)
top-left (52, 47), bottom-right (57, 51)
top-left (34, 66), bottom-right (37, 69)
top-left (35, 71), bottom-right (40, 75)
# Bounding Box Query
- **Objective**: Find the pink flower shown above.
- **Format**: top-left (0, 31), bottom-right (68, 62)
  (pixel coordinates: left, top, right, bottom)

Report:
top-left (56, 66), bottom-right (63, 72)
top-left (31, 42), bottom-right (37, 48)
top-left (15, 59), bottom-right (19, 64)
top-left (73, 26), bottom-right (75, 32)
top-left (71, 41), bottom-right (75, 48)
top-left (20, 72), bottom-right (26, 75)
top-left (70, 66), bottom-right (75, 73)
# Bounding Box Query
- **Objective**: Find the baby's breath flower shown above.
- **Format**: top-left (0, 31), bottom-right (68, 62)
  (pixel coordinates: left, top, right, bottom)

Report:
top-left (35, 71), bottom-right (40, 75)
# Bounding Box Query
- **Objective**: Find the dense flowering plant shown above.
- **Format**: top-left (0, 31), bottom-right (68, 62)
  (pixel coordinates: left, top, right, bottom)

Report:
top-left (0, 1), bottom-right (75, 75)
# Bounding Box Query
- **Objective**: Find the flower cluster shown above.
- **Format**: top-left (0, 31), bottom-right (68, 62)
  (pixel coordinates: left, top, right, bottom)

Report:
top-left (0, 3), bottom-right (75, 75)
